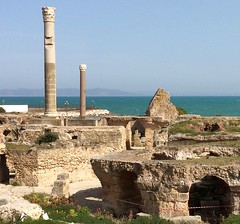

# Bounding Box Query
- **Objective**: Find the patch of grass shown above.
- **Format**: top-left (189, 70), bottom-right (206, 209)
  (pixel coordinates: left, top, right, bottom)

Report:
top-left (222, 214), bottom-right (240, 224)
top-left (225, 125), bottom-right (240, 133)
top-left (195, 140), bottom-right (240, 147)
top-left (126, 215), bottom-right (173, 224)
top-left (11, 182), bottom-right (20, 186)
top-left (169, 120), bottom-right (198, 135)
top-left (24, 193), bottom-right (49, 206)
top-left (23, 193), bottom-right (114, 224)
top-left (170, 118), bottom-right (240, 136)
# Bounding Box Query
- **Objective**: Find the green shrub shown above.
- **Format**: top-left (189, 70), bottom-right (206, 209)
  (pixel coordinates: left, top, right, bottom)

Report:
top-left (176, 107), bottom-right (187, 115)
top-left (36, 132), bottom-right (59, 144)
top-left (0, 107), bottom-right (5, 113)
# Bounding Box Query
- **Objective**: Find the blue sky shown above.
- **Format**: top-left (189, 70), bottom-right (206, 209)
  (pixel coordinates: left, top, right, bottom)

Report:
top-left (0, 1), bottom-right (240, 96)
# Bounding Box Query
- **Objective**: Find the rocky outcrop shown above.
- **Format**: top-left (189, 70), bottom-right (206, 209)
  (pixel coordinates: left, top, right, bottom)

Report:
top-left (146, 88), bottom-right (178, 121)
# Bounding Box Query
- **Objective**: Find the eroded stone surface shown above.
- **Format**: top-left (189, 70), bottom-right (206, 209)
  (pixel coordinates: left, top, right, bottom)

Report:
top-left (146, 88), bottom-right (178, 120)
top-left (0, 184), bottom-right (43, 222)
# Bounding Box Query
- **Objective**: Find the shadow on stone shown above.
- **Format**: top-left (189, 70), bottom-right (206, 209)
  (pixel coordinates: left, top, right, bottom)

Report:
top-left (72, 187), bottom-right (102, 212)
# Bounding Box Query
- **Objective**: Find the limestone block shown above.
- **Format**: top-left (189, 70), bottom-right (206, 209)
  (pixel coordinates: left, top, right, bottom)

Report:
top-left (51, 173), bottom-right (69, 198)
top-left (0, 193), bottom-right (43, 222)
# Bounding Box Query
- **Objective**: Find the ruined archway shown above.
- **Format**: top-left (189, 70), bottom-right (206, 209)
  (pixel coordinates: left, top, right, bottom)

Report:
top-left (131, 121), bottom-right (145, 147)
top-left (189, 176), bottom-right (232, 224)
top-left (116, 171), bottom-right (142, 216)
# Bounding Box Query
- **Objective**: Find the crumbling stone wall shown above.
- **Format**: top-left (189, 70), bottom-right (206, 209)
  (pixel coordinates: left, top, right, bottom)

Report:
top-left (6, 126), bottom-right (126, 187)
top-left (6, 148), bottom-right (38, 186)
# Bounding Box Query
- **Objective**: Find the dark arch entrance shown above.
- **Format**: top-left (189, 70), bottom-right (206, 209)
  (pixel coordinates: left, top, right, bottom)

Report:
top-left (188, 176), bottom-right (232, 224)
top-left (0, 154), bottom-right (9, 184)
top-left (116, 171), bottom-right (142, 216)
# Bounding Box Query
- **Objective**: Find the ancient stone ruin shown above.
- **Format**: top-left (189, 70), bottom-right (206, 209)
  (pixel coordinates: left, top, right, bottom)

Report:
top-left (0, 5), bottom-right (238, 223)
top-left (91, 149), bottom-right (240, 223)
top-left (2, 86), bottom-right (240, 223)
top-left (90, 90), bottom-right (240, 223)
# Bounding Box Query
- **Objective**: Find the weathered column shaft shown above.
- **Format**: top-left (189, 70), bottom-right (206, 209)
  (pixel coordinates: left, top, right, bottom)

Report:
top-left (42, 7), bottom-right (57, 116)
top-left (79, 64), bottom-right (87, 118)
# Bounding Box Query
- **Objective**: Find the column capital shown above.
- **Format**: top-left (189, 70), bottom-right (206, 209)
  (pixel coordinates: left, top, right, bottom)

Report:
top-left (79, 64), bottom-right (87, 71)
top-left (42, 7), bottom-right (56, 22)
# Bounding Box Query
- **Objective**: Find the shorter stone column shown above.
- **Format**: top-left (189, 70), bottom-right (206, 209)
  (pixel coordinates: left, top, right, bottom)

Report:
top-left (52, 173), bottom-right (70, 198)
top-left (79, 64), bottom-right (87, 118)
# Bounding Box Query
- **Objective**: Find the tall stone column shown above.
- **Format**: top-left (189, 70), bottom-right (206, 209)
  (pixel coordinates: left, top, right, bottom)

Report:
top-left (79, 64), bottom-right (87, 118)
top-left (42, 7), bottom-right (58, 116)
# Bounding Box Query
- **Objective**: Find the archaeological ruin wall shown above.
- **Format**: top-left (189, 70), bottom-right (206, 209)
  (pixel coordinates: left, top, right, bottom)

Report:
top-left (4, 126), bottom-right (126, 186)
top-left (91, 150), bottom-right (240, 222)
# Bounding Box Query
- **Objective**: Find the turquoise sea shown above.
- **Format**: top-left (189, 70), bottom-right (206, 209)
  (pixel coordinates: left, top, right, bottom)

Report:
top-left (1, 96), bottom-right (240, 116)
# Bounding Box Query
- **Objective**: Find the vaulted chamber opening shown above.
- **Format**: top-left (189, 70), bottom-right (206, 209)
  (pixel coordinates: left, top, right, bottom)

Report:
top-left (117, 171), bottom-right (142, 216)
top-left (189, 176), bottom-right (232, 224)
top-left (0, 155), bottom-right (9, 184)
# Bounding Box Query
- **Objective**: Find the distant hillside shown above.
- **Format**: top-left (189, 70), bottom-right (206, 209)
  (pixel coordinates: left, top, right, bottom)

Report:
top-left (0, 88), bottom-right (141, 96)
top-left (87, 88), bottom-right (137, 96)
top-left (0, 89), bottom-right (44, 96)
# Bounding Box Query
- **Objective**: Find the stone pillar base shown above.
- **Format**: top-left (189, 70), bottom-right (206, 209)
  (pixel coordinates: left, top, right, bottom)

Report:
top-left (44, 111), bottom-right (58, 117)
